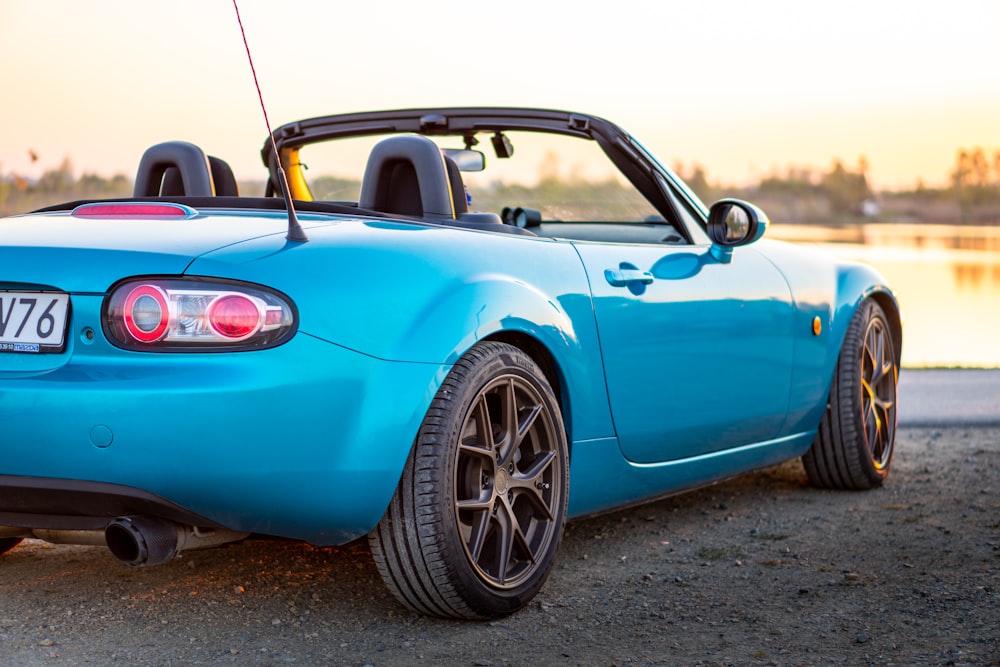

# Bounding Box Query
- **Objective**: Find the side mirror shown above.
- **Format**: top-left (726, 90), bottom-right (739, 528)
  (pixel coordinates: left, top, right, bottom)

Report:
top-left (442, 148), bottom-right (486, 172)
top-left (706, 199), bottom-right (769, 263)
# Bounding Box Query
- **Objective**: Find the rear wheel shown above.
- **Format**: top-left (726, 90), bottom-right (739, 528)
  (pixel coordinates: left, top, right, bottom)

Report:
top-left (370, 341), bottom-right (568, 619)
top-left (803, 299), bottom-right (899, 489)
top-left (0, 538), bottom-right (22, 557)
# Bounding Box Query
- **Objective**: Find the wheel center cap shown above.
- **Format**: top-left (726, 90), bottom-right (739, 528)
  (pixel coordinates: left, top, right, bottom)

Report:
top-left (495, 469), bottom-right (509, 494)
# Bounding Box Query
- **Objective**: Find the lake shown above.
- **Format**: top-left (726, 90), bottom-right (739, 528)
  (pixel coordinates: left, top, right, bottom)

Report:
top-left (768, 223), bottom-right (1000, 369)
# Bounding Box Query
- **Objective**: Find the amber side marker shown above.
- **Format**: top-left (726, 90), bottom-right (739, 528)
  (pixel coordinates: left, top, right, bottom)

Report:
top-left (812, 316), bottom-right (823, 336)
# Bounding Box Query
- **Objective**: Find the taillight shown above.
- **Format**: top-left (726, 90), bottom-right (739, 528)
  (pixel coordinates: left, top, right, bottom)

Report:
top-left (207, 295), bottom-right (263, 339)
top-left (122, 285), bottom-right (170, 342)
top-left (104, 278), bottom-right (296, 351)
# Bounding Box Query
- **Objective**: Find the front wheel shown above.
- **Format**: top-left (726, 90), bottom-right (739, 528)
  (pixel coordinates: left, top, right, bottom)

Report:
top-left (803, 299), bottom-right (899, 489)
top-left (370, 341), bottom-right (569, 619)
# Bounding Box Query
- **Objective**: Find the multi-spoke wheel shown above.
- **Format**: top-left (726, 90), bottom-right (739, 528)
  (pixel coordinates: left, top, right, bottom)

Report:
top-left (0, 537), bottom-right (22, 557)
top-left (803, 299), bottom-right (899, 489)
top-left (370, 341), bottom-right (568, 619)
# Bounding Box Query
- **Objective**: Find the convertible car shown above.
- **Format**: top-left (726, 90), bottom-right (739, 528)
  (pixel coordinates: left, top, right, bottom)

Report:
top-left (0, 108), bottom-right (900, 619)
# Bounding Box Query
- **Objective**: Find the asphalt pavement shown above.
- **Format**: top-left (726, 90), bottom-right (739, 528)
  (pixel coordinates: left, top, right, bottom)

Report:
top-left (899, 368), bottom-right (1000, 426)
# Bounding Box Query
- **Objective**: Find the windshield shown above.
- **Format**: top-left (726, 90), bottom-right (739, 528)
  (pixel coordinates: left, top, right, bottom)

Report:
top-left (628, 136), bottom-right (710, 219)
top-left (298, 131), bottom-right (664, 224)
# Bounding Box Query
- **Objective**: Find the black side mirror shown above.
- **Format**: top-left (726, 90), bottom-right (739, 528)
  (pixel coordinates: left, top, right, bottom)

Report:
top-left (706, 199), bottom-right (769, 263)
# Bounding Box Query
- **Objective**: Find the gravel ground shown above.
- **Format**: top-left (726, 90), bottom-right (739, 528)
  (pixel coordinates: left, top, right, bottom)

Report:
top-left (1, 426), bottom-right (997, 666)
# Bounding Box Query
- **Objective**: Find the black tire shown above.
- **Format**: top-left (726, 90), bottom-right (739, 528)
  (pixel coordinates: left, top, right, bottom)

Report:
top-left (803, 299), bottom-right (899, 489)
top-left (0, 537), bottom-right (22, 557)
top-left (370, 341), bottom-right (569, 619)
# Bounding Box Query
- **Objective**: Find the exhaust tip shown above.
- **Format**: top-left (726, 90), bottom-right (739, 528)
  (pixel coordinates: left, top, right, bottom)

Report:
top-left (105, 516), bottom-right (179, 567)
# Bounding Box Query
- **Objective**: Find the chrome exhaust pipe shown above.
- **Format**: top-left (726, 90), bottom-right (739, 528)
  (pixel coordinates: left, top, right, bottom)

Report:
top-left (105, 516), bottom-right (249, 567)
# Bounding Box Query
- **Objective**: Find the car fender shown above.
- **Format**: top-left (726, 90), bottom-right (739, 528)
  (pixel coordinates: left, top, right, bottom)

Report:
top-left (387, 272), bottom-right (615, 442)
top-left (754, 240), bottom-right (901, 436)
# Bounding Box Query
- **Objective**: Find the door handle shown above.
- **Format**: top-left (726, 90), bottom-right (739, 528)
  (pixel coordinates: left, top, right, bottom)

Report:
top-left (604, 268), bottom-right (654, 287)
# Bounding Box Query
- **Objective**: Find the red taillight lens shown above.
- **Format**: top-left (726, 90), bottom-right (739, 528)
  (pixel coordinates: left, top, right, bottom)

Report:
top-left (208, 295), bottom-right (262, 339)
top-left (123, 285), bottom-right (169, 342)
top-left (104, 278), bottom-right (296, 351)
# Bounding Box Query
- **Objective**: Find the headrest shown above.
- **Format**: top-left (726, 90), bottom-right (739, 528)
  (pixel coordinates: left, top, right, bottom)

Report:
top-left (133, 141), bottom-right (214, 197)
top-left (358, 135), bottom-right (454, 219)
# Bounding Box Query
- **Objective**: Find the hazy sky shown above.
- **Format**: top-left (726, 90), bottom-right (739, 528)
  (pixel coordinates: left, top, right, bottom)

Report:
top-left (2, 0), bottom-right (998, 190)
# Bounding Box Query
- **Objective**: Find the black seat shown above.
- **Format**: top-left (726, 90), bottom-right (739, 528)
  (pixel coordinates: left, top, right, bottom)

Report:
top-left (443, 156), bottom-right (504, 225)
top-left (358, 135), bottom-right (455, 219)
top-left (134, 142), bottom-right (239, 197)
top-left (444, 156), bottom-right (468, 216)
top-left (358, 134), bottom-right (510, 229)
top-left (158, 167), bottom-right (185, 196)
top-left (208, 156), bottom-right (240, 196)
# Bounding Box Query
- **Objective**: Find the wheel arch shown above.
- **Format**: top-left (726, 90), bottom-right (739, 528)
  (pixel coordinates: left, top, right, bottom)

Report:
top-left (867, 288), bottom-right (903, 367)
top-left (830, 262), bottom-right (902, 368)
top-left (391, 274), bottom-right (614, 445)
top-left (481, 330), bottom-right (571, 440)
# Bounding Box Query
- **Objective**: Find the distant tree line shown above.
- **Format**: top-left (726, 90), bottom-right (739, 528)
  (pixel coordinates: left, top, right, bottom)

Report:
top-left (0, 158), bottom-right (131, 216)
top-left (675, 148), bottom-right (1000, 224)
top-left (950, 148), bottom-right (1000, 222)
top-left (4, 148), bottom-right (1000, 224)
top-left (673, 157), bottom-right (875, 217)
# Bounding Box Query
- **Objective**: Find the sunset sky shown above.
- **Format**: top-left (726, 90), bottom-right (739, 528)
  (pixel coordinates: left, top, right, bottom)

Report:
top-left (1, 0), bottom-right (998, 190)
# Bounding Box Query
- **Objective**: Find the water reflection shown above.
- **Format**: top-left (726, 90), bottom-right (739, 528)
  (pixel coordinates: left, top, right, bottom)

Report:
top-left (768, 224), bottom-right (1000, 368)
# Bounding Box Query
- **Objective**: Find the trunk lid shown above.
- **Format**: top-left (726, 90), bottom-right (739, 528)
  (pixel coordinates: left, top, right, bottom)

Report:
top-left (0, 207), bottom-right (297, 373)
top-left (0, 209), bottom-right (292, 292)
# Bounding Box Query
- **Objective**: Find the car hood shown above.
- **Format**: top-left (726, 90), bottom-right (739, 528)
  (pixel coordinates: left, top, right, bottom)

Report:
top-left (0, 211), bottom-right (294, 292)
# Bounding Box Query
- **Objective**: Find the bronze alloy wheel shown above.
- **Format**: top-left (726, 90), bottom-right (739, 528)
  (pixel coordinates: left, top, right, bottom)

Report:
top-left (370, 341), bottom-right (568, 619)
top-left (453, 374), bottom-right (562, 589)
top-left (860, 311), bottom-right (897, 471)
top-left (803, 299), bottom-right (900, 490)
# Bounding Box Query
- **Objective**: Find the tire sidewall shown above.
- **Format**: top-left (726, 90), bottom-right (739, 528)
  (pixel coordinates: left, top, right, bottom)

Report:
top-left (423, 343), bottom-right (569, 616)
top-left (842, 300), bottom-right (897, 485)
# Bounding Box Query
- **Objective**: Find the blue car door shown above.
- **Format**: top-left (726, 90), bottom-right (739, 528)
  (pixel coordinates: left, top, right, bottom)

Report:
top-left (573, 241), bottom-right (796, 464)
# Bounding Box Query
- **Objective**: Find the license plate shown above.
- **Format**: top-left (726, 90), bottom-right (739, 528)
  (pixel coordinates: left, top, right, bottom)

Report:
top-left (0, 291), bottom-right (71, 353)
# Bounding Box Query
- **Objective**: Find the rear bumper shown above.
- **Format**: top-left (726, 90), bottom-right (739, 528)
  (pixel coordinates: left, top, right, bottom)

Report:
top-left (0, 475), bottom-right (221, 531)
top-left (0, 332), bottom-right (446, 545)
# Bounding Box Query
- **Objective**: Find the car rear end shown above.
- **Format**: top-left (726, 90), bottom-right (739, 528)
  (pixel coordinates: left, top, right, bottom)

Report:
top-left (0, 203), bottom-right (442, 561)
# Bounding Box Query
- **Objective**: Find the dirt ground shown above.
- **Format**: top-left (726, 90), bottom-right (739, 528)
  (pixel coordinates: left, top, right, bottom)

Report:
top-left (1, 426), bottom-right (997, 667)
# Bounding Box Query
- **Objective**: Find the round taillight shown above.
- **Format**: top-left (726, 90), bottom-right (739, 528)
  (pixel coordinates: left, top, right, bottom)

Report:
top-left (123, 285), bottom-right (169, 343)
top-left (207, 295), bottom-right (261, 339)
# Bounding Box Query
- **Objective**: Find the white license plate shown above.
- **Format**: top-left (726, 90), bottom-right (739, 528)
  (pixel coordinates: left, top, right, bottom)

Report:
top-left (0, 291), bottom-right (71, 353)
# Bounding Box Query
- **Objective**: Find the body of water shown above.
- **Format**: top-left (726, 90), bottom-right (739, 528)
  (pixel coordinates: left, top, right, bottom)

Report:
top-left (768, 224), bottom-right (1000, 369)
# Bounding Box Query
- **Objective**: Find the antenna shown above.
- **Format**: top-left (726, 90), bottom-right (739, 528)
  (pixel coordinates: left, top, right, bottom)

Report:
top-left (232, 0), bottom-right (308, 243)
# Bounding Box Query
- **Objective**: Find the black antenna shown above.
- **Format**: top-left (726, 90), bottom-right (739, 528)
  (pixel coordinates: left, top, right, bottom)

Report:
top-left (232, 0), bottom-right (308, 243)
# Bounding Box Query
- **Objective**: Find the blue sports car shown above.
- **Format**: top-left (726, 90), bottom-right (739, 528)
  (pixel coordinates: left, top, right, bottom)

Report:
top-left (0, 108), bottom-right (900, 619)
